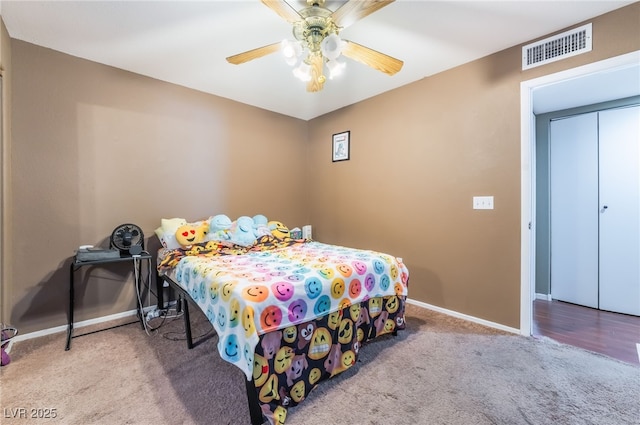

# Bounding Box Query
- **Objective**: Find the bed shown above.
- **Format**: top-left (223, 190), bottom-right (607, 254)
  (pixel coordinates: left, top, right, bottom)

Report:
top-left (155, 218), bottom-right (409, 425)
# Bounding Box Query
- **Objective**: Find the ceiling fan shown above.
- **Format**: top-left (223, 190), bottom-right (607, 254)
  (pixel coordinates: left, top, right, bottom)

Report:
top-left (226, 0), bottom-right (404, 92)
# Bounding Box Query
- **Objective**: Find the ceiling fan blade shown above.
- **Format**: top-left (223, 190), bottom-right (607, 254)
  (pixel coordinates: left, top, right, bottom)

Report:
top-left (342, 40), bottom-right (403, 76)
top-left (261, 0), bottom-right (302, 23)
top-left (331, 0), bottom-right (395, 29)
top-left (307, 53), bottom-right (325, 93)
top-left (226, 42), bottom-right (281, 65)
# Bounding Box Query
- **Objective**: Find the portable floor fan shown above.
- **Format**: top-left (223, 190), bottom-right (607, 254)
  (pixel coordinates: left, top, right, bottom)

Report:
top-left (111, 224), bottom-right (144, 256)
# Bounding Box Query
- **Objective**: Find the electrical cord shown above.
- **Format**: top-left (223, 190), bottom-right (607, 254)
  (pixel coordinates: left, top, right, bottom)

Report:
top-left (133, 255), bottom-right (155, 336)
top-left (134, 249), bottom-right (205, 338)
top-left (129, 250), bottom-right (163, 333)
top-left (133, 252), bottom-right (176, 335)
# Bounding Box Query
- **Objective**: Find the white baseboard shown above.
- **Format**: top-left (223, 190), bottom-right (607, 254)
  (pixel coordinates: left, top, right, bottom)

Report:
top-left (11, 305), bottom-right (157, 343)
top-left (535, 293), bottom-right (552, 301)
top-left (406, 298), bottom-right (520, 334)
top-left (13, 298), bottom-right (519, 343)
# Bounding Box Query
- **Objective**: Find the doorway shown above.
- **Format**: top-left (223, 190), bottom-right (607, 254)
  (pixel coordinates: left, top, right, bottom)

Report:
top-left (519, 51), bottom-right (640, 351)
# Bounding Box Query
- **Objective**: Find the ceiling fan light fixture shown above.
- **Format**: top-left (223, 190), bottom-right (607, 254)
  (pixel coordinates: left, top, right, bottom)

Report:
top-left (228, 0), bottom-right (403, 92)
top-left (320, 33), bottom-right (345, 61)
top-left (281, 39), bottom-right (303, 66)
top-left (293, 61), bottom-right (312, 82)
top-left (326, 58), bottom-right (346, 79)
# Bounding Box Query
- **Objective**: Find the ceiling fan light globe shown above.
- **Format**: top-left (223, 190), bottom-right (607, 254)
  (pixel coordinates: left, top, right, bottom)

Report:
top-left (281, 39), bottom-right (303, 66)
top-left (320, 33), bottom-right (345, 61)
top-left (293, 62), bottom-right (312, 82)
top-left (326, 59), bottom-right (346, 79)
top-left (285, 56), bottom-right (298, 66)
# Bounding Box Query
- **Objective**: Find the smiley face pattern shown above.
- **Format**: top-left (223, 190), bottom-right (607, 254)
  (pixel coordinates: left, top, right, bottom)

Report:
top-left (163, 240), bottom-right (409, 382)
top-left (254, 295), bottom-right (406, 425)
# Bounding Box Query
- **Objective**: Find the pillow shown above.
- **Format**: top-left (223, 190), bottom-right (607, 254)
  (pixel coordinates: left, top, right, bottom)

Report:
top-left (253, 214), bottom-right (271, 237)
top-left (175, 220), bottom-right (209, 249)
top-left (268, 220), bottom-right (290, 239)
top-left (156, 218), bottom-right (187, 249)
top-left (206, 214), bottom-right (233, 242)
top-left (161, 218), bottom-right (187, 232)
top-left (228, 216), bottom-right (257, 247)
top-left (253, 214), bottom-right (268, 226)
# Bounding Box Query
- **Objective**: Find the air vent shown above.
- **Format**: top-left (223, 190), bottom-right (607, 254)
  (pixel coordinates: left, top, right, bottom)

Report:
top-left (522, 23), bottom-right (592, 70)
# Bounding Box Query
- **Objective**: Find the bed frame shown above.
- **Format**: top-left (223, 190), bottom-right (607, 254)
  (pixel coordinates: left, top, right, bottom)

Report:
top-left (156, 273), bottom-right (265, 425)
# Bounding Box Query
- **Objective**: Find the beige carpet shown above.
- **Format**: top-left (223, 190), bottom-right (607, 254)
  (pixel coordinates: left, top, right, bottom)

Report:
top-left (1, 303), bottom-right (638, 425)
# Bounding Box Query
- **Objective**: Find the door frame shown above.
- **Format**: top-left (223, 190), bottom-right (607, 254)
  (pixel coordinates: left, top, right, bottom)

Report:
top-left (519, 50), bottom-right (640, 336)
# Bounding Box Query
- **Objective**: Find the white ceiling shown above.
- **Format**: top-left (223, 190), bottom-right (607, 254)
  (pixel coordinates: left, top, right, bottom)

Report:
top-left (0, 0), bottom-right (636, 120)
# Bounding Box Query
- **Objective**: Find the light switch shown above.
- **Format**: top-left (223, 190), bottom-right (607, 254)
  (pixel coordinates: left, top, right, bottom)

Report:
top-left (473, 196), bottom-right (494, 210)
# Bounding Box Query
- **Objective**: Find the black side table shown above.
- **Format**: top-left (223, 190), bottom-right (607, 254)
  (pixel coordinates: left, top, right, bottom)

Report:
top-left (66, 253), bottom-right (153, 350)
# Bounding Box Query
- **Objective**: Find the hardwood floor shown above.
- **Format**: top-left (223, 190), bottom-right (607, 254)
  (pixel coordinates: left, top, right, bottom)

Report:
top-left (532, 299), bottom-right (640, 366)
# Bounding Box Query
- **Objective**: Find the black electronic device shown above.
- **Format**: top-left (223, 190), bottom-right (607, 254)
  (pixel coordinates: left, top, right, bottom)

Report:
top-left (110, 223), bottom-right (144, 256)
top-left (76, 247), bottom-right (120, 261)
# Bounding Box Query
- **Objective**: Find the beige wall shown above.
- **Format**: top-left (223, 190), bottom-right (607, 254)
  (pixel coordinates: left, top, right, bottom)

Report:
top-left (307, 51), bottom-right (524, 326)
top-left (307, 3), bottom-right (640, 328)
top-left (9, 41), bottom-right (308, 333)
top-left (5, 3), bottom-right (639, 333)
top-left (1, 17), bottom-right (13, 325)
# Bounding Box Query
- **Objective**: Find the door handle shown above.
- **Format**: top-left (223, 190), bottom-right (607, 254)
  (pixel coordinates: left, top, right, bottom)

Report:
top-left (601, 205), bottom-right (608, 213)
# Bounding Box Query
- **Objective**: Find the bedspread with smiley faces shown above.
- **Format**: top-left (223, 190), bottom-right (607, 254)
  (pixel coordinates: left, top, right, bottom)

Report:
top-left (158, 237), bottom-right (409, 424)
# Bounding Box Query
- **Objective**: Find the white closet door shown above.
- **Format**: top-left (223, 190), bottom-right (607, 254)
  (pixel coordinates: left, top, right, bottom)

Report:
top-left (550, 113), bottom-right (599, 308)
top-left (598, 105), bottom-right (640, 316)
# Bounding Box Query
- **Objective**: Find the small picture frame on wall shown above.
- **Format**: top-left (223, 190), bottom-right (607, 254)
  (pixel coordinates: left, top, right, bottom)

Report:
top-left (332, 131), bottom-right (350, 162)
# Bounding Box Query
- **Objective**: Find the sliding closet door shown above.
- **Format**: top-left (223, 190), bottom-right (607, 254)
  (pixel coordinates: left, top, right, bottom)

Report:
top-left (550, 113), bottom-right (599, 308)
top-left (598, 105), bottom-right (640, 316)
